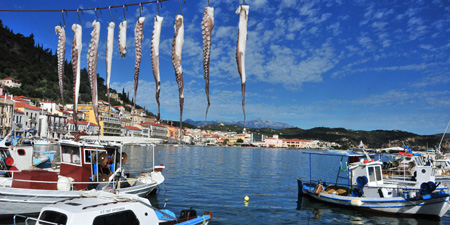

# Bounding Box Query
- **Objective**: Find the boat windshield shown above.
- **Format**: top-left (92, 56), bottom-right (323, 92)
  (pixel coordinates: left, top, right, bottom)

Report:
top-left (39, 210), bottom-right (68, 225)
top-left (61, 145), bottom-right (81, 165)
top-left (368, 166), bottom-right (382, 182)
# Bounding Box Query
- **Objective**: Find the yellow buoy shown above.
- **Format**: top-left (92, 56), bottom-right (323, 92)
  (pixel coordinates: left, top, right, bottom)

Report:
top-left (244, 196), bottom-right (249, 202)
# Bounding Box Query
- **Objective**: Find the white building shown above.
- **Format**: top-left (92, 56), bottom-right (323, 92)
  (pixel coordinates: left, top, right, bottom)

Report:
top-left (40, 100), bottom-right (59, 113)
top-left (0, 78), bottom-right (21, 88)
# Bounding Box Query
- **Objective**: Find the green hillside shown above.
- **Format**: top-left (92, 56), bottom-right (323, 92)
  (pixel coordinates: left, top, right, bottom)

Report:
top-left (0, 20), bottom-right (152, 116)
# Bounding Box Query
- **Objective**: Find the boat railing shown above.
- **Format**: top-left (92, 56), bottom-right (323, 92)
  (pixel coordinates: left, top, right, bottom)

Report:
top-left (0, 175), bottom-right (150, 189)
top-left (13, 214), bottom-right (60, 225)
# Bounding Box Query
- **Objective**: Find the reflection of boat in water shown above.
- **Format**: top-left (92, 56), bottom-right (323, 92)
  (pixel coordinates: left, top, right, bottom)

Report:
top-left (14, 191), bottom-right (213, 225)
top-left (0, 140), bottom-right (165, 216)
top-left (298, 150), bottom-right (450, 218)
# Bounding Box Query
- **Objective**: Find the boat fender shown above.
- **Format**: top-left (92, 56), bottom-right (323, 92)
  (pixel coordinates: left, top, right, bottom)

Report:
top-left (356, 176), bottom-right (368, 187)
top-left (57, 176), bottom-right (74, 191)
top-left (350, 199), bottom-right (363, 207)
top-left (352, 187), bottom-right (364, 197)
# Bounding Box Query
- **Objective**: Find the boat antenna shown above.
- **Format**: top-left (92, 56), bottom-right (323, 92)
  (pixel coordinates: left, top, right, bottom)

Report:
top-left (438, 119), bottom-right (450, 154)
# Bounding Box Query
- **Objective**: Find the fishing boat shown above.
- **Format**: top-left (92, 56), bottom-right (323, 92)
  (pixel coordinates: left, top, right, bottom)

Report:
top-left (0, 139), bottom-right (165, 217)
top-left (297, 150), bottom-right (450, 218)
top-left (13, 190), bottom-right (212, 225)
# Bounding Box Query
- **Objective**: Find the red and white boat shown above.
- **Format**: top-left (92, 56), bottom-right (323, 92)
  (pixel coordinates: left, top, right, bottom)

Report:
top-left (0, 139), bottom-right (164, 217)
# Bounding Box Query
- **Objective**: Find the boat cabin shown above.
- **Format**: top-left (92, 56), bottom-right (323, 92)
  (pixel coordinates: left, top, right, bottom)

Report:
top-left (10, 140), bottom-right (126, 191)
top-left (27, 192), bottom-right (212, 225)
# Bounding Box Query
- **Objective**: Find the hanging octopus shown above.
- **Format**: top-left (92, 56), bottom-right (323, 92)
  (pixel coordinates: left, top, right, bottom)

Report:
top-left (172, 15), bottom-right (184, 134)
top-left (71, 24), bottom-right (82, 131)
top-left (87, 20), bottom-right (100, 126)
top-left (118, 20), bottom-right (127, 58)
top-left (151, 15), bottom-right (163, 120)
top-left (236, 5), bottom-right (249, 123)
top-left (202, 7), bottom-right (214, 120)
top-left (134, 17), bottom-right (145, 107)
top-left (55, 25), bottom-right (66, 106)
top-left (106, 22), bottom-right (115, 106)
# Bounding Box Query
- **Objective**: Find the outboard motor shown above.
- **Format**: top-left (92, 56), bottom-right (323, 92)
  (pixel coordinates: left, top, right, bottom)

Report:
top-left (180, 207), bottom-right (197, 220)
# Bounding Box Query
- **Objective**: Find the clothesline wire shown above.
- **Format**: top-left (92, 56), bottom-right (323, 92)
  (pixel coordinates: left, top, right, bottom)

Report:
top-left (0, 0), bottom-right (169, 12)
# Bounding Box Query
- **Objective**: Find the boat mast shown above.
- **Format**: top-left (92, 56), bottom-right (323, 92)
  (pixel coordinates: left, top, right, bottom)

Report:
top-left (438, 120), bottom-right (450, 154)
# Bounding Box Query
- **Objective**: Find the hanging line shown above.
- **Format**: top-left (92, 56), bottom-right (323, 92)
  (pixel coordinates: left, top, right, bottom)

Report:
top-left (61, 10), bottom-right (66, 27)
top-left (139, 3), bottom-right (142, 17)
top-left (0, 0), bottom-right (169, 12)
top-left (108, 6), bottom-right (116, 23)
top-left (208, 0), bottom-right (210, 7)
top-left (94, 8), bottom-right (100, 21)
top-left (122, 5), bottom-right (127, 21)
top-left (157, 0), bottom-right (160, 16)
top-left (77, 8), bottom-right (83, 24)
top-left (177, 0), bottom-right (186, 17)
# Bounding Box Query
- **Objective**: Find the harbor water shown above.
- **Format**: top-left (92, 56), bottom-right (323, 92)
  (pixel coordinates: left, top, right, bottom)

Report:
top-left (4, 145), bottom-right (450, 224)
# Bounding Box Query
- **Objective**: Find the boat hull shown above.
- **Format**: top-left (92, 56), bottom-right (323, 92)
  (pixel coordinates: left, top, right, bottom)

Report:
top-left (298, 179), bottom-right (450, 218)
top-left (0, 174), bottom-right (162, 216)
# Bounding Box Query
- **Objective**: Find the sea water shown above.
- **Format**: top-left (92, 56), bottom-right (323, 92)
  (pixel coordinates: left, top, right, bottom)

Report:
top-left (3, 145), bottom-right (450, 224)
top-left (129, 146), bottom-right (450, 225)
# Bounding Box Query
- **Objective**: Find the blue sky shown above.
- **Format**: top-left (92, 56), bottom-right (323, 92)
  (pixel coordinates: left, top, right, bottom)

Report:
top-left (1, 0), bottom-right (450, 135)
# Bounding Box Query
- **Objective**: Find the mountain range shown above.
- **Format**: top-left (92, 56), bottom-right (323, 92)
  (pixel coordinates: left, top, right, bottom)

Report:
top-left (184, 118), bottom-right (294, 129)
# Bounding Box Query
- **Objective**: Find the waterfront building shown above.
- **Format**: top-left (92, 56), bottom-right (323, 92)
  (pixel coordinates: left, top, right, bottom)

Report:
top-left (39, 113), bottom-right (68, 140)
top-left (14, 101), bottom-right (41, 138)
top-left (264, 134), bottom-right (283, 148)
top-left (0, 78), bottom-right (21, 88)
top-left (13, 109), bottom-right (25, 137)
top-left (282, 138), bottom-right (310, 148)
top-left (139, 122), bottom-right (168, 139)
top-left (0, 96), bottom-right (13, 137)
top-left (40, 100), bottom-right (59, 113)
top-left (67, 120), bottom-right (99, 135)
top-left (77, 104), bottom-right (121, 136)
top-left (121, 126), bottom-right (142, 137)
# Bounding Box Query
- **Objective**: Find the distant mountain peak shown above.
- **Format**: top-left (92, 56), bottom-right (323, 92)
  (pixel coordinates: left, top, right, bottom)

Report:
top-left (184, 118), bottom-right (294, 129)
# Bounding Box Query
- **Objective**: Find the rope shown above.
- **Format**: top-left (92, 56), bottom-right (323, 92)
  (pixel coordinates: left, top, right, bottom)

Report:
top-left (0, 0), bottom-right (169, 12)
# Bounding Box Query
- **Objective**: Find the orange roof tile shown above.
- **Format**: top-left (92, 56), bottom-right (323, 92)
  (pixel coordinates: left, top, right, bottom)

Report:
top-left (14, 102), bottom-right (42, 111)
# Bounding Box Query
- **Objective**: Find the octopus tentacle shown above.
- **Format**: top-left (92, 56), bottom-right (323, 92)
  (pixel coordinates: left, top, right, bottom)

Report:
top-left (134, 17), bottom-right (145, 108)
top-left (55, 26), bottom-right (66, 106)
top-left (118, 21), bottom-right (127, 58)
top-left (202, 7), bottom-right (214, 121)
top-left (151, 15), bottom-right (163, 120)
top-left (236, 5), bottom-right (249, 123)
top-left (71, 24), bottom-right (82, 132)
top-left (88, 20), bottom-right (100, 126)
top-left (106, 22), bottom-right (115, 106)
top-left (172, 15), bottom-right (184, 138)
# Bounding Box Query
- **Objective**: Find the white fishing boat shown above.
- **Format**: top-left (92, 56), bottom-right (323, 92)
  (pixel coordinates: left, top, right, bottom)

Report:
top-left (0, 140), bottom-right (165, 217)
top-left (14, 191), bottom-right (212, 225)
top-left (298, 150), bottom-right (450, 218)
